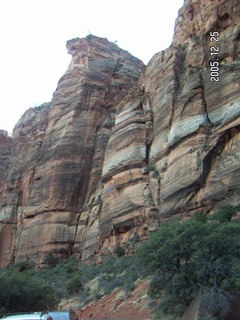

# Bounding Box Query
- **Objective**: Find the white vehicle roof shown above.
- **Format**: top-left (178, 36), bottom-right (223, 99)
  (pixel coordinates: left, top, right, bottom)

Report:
top-left (48, 312), bottom-right (69, 320)
top-left (0, 313), bottom-right (51, 320)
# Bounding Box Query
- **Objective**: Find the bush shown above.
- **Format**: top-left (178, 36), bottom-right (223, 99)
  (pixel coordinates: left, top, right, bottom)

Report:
top-left (135, 214), bottom-right (240, 319)
top-left (192, 34), bottom-right (201, 43)
top-left (65, 275), bottom-right (83, 295)
top-left (128, 233), bottom-right (140, 248)
top-left (43, 253), bottom-right (58, 267)
top-left (152, 170), bottom-right (159, 179)
top-left (13, 261), bottom-right (35, 272)
top-left (0, 305), bottom-right (6, 318)
top-left (0, 272), bottom-right (58, 313)
top-left (201, 287), bottom-right (231, 319)
top-left (210, 204), bottom-right (238, 222)
top-left (114, 245), bottom-right (125, 257)
top-left (192, 210), bottom-right (207, 223)
top-left (99, 277), bottom-right (124, 295)
top-left (1, 204), bottom-right (239, 319)
top-left (145, 165), bottom-right (155, 172)
top-left (122, 270), bottom-right (138, 292)
top-left (80, 262), bottom-right (100, 284)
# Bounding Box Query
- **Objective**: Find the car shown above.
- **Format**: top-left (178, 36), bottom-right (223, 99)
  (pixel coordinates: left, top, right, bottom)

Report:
top-left (48, 310), bottom-right (78, 320)
top-left (0, 310), bottom-right (79, 320)
top-left (0, 312), bottom-right (52, 320)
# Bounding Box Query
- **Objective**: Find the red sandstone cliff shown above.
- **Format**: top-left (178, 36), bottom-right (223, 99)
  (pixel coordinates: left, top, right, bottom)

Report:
top-left (0, 0), bottom-right (240, 267)
top-left (0, 36), bottom-right (144, 266)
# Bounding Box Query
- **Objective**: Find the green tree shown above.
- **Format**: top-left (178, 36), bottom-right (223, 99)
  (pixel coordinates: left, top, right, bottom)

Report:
top-left (114, 245), bottom-right (125, 257)
top-left (152, 170), bottom-right (160, 179)
top-left (0, 304), bottom-right (6, 318)
top-left (65, 275), bottom-right (83, 295)
top-left (43, 253), bottom-right (58, 267)
top-left (210, 204), bottom-right (238, 222)
top-left (0, 272), bottom-right (58, 313)
top-left (135, 215), bottom-right (240, 319)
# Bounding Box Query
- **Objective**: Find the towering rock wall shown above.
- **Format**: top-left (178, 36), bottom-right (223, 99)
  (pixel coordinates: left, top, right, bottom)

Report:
top-left (0, 36), bottom-right (144, 266)
top-left (0, 130), bottom-right (13, 265)
top-left (0, 0), bottom-right (240, 266)
top-left (80, 0), bottom-right (240, 260)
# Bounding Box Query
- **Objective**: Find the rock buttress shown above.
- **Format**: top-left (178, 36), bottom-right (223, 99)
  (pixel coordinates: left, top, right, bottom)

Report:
top-left (86, 0), bottom-right (240, 258)
top-left (0, 130), bottom-right (14, 265)
top-left (0, 35), bottom-right (144, 267)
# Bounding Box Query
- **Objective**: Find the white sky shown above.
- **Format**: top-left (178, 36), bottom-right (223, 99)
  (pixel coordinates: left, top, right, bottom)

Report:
top-left (0, 0), bottom-right (184, 134)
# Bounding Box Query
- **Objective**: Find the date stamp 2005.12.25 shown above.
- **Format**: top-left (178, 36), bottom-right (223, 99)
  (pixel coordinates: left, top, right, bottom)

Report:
top-left (209, 31), bottom-right (220, 83)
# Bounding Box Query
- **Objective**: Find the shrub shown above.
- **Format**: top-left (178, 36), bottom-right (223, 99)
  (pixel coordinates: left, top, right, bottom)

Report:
top-left (210, 204), bottom-right (238, 222)
top-left (122, 269), bottom-right (138, 292)
top-left (99, 277), bottom-right (124, 295)
top-left (99, 256), bottom-right (117, 274)
top-left (192, 210), bottom-right (207, 223)
top-left (14, 261), bottom-right (35, 272)
top-left (152, 170), bottom-right (159, 179)
top-left (114, 245), bottom-right (125, 257)
top-left (201, 287), bottom-right (231, 319)
top-left (65, 275), bottom-right (83, 295)
top-left (192, 34), bottom-right (201, 43)
top-left (1, 204), bottom-right (239, 319)
top-left (0, 305), bottom-right (6, 318)
top-left (128, 233), bottom-right (140, 248)
top-left (235, 188), bottom-right (240, 196)
top-left (112, 255), bottom-right (133, 274)
top-left (43, 253), bottom-right (58, 267)
top-left (80, 262), bottom-right (101, 284)
top-left (220, 60), bottom-right (240, 71)
top-left (135, 214), bottom-right (240, 319)
top-left (145, 165), bottom-right (155, 172)
top-left (0, 272), bottom-right (58, 313)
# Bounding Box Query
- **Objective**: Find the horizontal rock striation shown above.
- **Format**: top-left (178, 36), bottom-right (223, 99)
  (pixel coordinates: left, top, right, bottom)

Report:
top-left (0, 0), bottom-right (240, 266)
top-left (0, 35), bottom-right (144, 266)
top-left (79, 0), bottom-right (240, 260)
top-left (143, 0), bottom-right (240, 218)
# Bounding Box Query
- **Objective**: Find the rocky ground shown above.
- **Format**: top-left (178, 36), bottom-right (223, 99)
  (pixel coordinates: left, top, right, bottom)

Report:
top-left (60, 281), bottom-right (151, 320)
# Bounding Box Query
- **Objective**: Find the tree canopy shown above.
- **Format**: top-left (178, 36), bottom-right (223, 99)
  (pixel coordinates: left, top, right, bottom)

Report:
top-left (0, 268), bottom-right (58, 315)
top-left (135, 210), bottom-right (240, 319)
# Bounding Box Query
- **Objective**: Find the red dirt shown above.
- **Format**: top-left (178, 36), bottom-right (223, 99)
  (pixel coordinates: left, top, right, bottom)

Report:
top-left (62, 281), bottom-right (151, 320)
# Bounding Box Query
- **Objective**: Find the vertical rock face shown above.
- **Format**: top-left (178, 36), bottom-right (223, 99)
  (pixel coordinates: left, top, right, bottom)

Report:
top-left (0, 0), bottom-right (240, 266)
top-left (142, 0), bottom-right (240, 217)
top-left (0, 130), bottom-right (11, 182)
top-left (85, 0), bottom-right (240, 259)
top-left (0, 130), bottom-right (13, 265)
top-left (0, 35), bottom-right (144, 267)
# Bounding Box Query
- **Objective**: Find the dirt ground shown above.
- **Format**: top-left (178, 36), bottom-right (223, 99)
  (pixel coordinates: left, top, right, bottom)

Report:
top-left (61, 280), bottom-right (151, 320)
